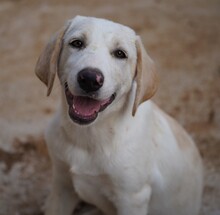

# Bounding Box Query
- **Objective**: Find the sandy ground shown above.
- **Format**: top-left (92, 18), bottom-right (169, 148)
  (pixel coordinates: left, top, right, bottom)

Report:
top-left (0, 0), bottom-right (219, 214)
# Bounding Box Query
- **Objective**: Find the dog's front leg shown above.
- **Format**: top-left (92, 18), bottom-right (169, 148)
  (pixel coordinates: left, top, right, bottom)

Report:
top-left (45, 156), bottom-right (79, 215)
top-left (115, 184), bottom-right (152, 215)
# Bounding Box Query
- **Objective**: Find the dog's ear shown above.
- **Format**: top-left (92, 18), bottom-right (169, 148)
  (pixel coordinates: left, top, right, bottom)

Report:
top-left (132, 36), bottom-right (158, 116)
top-left (35, 22), bottom-right (70, 96)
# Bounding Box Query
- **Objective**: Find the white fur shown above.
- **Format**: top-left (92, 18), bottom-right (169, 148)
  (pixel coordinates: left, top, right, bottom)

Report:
top-left (37, 16), bottom-right (203, 215)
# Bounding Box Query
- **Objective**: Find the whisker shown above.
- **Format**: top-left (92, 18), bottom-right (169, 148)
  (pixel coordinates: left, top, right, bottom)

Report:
top-left (64, 82), bottom-right (68, 90)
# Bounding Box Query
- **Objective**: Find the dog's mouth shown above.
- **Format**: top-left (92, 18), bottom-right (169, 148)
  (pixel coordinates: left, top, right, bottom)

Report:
top-left (65, 83), bottom-right (116, 125)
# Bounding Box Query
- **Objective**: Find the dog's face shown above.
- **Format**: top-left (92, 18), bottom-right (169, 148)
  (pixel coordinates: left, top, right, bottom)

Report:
top-left (35, 16), bottom-right (158, 125)
top-left (59, 16), bottom-right (137, 124)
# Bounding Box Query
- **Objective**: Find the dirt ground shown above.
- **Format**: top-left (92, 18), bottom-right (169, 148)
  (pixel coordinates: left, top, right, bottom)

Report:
top-left (0, 0), bottom-right (219, 214)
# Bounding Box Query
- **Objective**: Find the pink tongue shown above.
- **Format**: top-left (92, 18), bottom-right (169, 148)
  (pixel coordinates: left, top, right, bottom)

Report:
top-left (73, 96), bottom-right (103, 116)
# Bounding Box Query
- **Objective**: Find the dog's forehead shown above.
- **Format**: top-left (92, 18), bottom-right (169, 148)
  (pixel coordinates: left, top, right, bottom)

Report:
top-left (65, 16), bottom-right (136, 44)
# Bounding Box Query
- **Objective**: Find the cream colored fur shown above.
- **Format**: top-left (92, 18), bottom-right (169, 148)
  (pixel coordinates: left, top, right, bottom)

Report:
top-left (35, 16), bottom-right (203, 215)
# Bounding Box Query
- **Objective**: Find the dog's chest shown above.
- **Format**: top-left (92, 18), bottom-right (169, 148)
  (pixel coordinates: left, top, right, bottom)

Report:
top-left (68, 147), bottom-right (100, 175)
top-left (66, 146), bottom-right (114, 201)
top-left (72, 172), bottom-right (113, 204)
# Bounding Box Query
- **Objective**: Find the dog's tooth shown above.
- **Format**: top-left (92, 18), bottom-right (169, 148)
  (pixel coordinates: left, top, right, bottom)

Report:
top-left (91, 94), bottom-right (96, 98)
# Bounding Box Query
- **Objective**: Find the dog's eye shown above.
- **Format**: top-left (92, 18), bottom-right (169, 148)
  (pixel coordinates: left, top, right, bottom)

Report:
top-left (113, 49), bottom-right (127, 59)
top-left (69, 39), bottom-right (84, 49)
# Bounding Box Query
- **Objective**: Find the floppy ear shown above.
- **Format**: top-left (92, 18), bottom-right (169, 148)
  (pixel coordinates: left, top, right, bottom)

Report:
top-left (132, 36), bottom-right (158, 116)
top-left (35, 23), bottom-right (71, 96)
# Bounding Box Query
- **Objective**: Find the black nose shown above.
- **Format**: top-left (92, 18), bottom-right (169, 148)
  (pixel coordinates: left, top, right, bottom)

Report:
top-left (77, 68), bottom-right (104, 93)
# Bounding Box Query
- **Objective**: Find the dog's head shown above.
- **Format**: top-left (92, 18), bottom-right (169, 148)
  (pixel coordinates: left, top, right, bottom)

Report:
top-left (35, 16), bottom-right (158, 125)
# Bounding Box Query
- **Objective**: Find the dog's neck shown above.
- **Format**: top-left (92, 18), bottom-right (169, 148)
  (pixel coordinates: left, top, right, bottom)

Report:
top-left (57, 86), bottom-right (136, 150)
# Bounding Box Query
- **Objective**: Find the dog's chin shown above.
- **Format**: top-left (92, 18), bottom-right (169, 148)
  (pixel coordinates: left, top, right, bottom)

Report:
top-left (65, 85), bottom-right (116, 125)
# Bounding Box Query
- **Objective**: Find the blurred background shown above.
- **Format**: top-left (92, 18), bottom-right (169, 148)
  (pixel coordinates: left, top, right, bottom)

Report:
top-left (0, 0), bottom-right (219, 214)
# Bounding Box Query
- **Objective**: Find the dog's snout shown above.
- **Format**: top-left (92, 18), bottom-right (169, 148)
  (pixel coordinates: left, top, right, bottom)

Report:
top-left (77, 68), bottom-right (104, 93)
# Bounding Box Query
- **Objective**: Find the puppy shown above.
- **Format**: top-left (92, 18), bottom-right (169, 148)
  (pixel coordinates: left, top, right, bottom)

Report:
top-left (35, 16), bottom-right (203, 215)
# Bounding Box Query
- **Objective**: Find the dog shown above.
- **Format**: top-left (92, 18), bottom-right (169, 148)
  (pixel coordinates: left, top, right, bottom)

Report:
top-left (35, 16), bottom-right (203, 215)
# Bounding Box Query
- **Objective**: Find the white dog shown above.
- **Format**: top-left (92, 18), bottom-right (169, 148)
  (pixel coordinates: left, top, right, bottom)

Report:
top-left (35, 16), bottom-right (203, 215)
